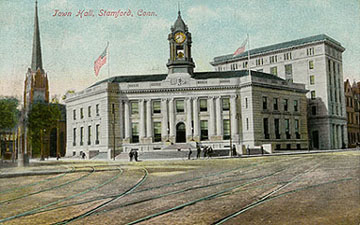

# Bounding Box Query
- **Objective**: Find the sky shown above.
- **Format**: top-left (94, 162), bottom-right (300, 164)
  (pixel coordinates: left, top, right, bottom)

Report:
top-left (0, 0), bottom-right (359, 101)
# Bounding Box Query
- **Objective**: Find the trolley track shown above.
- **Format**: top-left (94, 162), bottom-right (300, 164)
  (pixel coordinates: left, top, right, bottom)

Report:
top-left (0, 166), bottom-right (123, 223)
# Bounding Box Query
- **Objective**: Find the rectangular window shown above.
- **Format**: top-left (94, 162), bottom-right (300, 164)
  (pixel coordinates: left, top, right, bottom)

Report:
top-left (307, 47), bottom-right (314, 56)
top-left (200, 120), bottom-right (208, 141)
top-left (88, 125), bottom-right (91, 145)
top-left (294, 100), bottom-right (298, 112)
top-left (311, 91), bottom-right (316, 100)
top-left (312, 106), bottom-right (317, 115)
top-left (88, 106), bottom-right (91, 117)
top-left (223, 119), bottom-right (230, 140)
top-left (222, 98), bottom-right (230, 111)
top-left (73, 109), bottom-right (76, 120)
top-left (246, 118), bottom-right (249, 130)
top-left (131, 123), bottom-right (139, 143)
top-left (176, 100), bottom-right (185, 113)
top-left (73, 128), bottom-right (76, 146)
top-left (270, 66), bottom-right (278, 76)
top-left (310, 75), bottom-right (315, 85)
top-left (131, 101), bottom-right (138, 114)
top-left (285, 119), bottom-right (290, 139)
top-left (263, 97), bottom-right (268, 110)
top-left (245, 97), bottom-right (248, 108)
top-left (243, 61), bottom-right (248, 68)
top-left (256, 58), bottom-right (263, 66)
top-left (263, 118), bottom-right (269, 139)
top-left (284, 52), bottom-right (292, 60)
top-left (273, 98), bottom-right (278, 111)
top-left (295, 119), bottom-right (300, 139)
top-left (153, 122), bottom-right (161, 142)
top-left (95, 124), bottom-right (100, 144)
top-left (309, 60), bottom-right (314, 69)
top-left (285, 64), bottom-right (292, 76)
top-left (152, 100), bottom-right (161, 114)
top-left (80, 108), bottom-right (84, 119)
top-left (96, 104), bottom-right (99, 116)
top-left (270, 55), bottom-right (277, 63)
top-left (274, 119), bottom-right (280, 139)
top-left (199, 99), bottom-right (207, 112)
top-left (80, 127), bottom-right (84, 146)
top-left (284, 99), bottom-right (288, 111)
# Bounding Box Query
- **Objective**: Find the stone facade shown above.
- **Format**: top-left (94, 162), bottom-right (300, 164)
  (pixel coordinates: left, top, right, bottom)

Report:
top-left (65, 12), bottom-right (308, 157)
top-left (344, 80), bottom-right (360, 147)
top-left (211, 35), bottom-right (347, 149)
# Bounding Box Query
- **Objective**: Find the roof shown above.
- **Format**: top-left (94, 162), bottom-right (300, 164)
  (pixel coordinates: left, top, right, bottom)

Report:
top-left (212, 34), bottom-right (344, 65)
top-left (89, 70), bottom-right (284, 88)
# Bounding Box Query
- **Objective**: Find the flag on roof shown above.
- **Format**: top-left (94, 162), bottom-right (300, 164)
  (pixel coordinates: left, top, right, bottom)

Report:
top-left (94, 43), bottom-right (108, 76)
top-left (233, 37), bottom-right (248, 57)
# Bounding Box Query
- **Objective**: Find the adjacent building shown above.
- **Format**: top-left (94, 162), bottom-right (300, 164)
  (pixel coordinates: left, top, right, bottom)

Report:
top-left (211, 34), bottom-right (347, 149)
top-left (65, 11), bottom-right (309, 158)
top-left (344, 79), bottom-right (360, 147)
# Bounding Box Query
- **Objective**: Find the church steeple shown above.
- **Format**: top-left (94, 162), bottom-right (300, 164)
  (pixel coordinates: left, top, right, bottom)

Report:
top-left (31, 1), bottom-right (43, 72)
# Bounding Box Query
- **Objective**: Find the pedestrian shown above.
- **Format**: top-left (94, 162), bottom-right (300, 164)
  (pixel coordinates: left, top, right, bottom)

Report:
top-left (203, 146), bottom-right (208, 158)
top-left (196, 143), bottom-right (201, 159)
top-left (208, 146), bottom-right (213, 158)
top-left (247, 145), bottom-right (250, 155)
top-left (82, 152), bottom-right (86, 159)
top-left (134, 150), bottom-right (138, 162)
top-left (188, 148), bottom-right (192, 160)
top-left (232, 145), bottom-right (237, 157)
top-left (261, 146), bottom-right (264, 155)
top-left (57, 153), bottom-right (61, 160)
top-left (129, 150), bottom-right (134, 162)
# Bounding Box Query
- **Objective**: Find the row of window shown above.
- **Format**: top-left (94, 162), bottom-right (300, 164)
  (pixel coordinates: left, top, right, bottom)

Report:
top-left (263, 118), bottom-right (301, 140)
top-left (129, 119), bottom-right (231, 143)
top-left (73, 104), bottom-right (100, 120)
top-left (130, 98), bottom-right (231, 115)
top-left (262, 97), bottom-right (299, 112)
top-left (73, 124), bottom-right (100, 146)
top-left (347, 112), bottom-right (360, 125)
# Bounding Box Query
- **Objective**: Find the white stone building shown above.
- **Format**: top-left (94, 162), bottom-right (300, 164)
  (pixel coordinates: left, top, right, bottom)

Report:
top-left (65, 12), bottom-right (309, 157)
top-left (211, 35), bottom-right (347, 149)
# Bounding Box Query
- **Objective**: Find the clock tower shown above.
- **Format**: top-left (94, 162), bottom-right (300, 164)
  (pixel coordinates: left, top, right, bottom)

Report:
top-left (166, 10), bottom-right (195, 76)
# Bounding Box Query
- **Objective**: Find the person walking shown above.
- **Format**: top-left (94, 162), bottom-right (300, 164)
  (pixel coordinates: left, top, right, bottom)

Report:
top-left (129, 150), bottom-right (134, 162)
top-left (232, 145), bottom-right (237, 157)
top-left (188, 148), bottom-right (192, 160)
top-left (134, 150), bottom-right (138, 162)
top-left (261, 146), bottom-right (264, 155)
top-left (247, 145), bottom-right (250, 155)
top-left (196, 143), bottom-right (201, 159)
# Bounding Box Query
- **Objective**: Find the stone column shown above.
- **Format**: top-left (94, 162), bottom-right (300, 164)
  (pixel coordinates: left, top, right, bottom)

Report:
top-left (139, 99), bottom-right (146, 140)
top-left (124, 100), bottom-right (130, 142)
top-left (169, 99), bottom-right (175, 142)
top-left (186, 97), bottom-right (192, 141)
top-left (215, 97), bottom-right (223, 137)
top-left (337, 125), bottom-right (341, 149)
top-left (230, 95), bottom-right (238, 138)
top-left (146, 100), bottom-right (152, 140)
top-left (208, 96), bottom-right (216, 138)
top-left (118, 99), bottom-right (123, 139)
top-left (161, 98), bottom-right (169, 141)
top-left (193, 97), bottom-right (199, 141)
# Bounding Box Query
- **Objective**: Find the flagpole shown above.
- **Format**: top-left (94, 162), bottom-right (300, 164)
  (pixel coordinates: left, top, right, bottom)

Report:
top-left (247, 34), bottom-right (250, 75)
top-left (107, 41), bottom-right (110, 78)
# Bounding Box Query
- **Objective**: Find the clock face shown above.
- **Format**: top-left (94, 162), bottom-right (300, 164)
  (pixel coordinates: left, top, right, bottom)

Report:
top-left (174, 32), bottom-right (186, 44)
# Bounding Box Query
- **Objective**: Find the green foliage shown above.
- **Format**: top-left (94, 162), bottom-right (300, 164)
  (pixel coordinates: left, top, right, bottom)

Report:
top-left (27, 102), bottom-right (61, 155)
top-left (0, 97), bottom-right (19, 130)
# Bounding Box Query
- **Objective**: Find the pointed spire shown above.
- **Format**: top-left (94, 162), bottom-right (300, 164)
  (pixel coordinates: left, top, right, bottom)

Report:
top-left (31, 0), bottom-right (43, 72)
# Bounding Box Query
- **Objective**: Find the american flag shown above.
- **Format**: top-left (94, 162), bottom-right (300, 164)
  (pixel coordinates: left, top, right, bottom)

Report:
top-left (94, 44), bottom-right (108, 76)
top-left (233, 37), bottom-right (248, 57)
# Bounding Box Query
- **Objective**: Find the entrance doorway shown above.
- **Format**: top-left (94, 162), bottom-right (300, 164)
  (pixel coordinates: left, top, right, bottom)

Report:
top-left (312, 130), bottom-right (319, 149)
top-left (176, 122), bottom-right (186, 143)
top-left (50, 128), bottom-right (57, 157)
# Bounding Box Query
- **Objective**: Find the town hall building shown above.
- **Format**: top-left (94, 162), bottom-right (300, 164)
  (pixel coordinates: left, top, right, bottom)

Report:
top-left (65, 11), bottom-right (309, 158)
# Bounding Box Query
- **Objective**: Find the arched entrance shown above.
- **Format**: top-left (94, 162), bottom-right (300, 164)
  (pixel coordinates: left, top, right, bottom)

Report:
top-left (176, 122), bottom-right (186, 143)
top-left (49, 128), bottom-right (57, 157)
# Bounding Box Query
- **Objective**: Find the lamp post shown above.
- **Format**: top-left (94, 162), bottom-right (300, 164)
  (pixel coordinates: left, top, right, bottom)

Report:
top-left (112, 104), bottom-right (116, 161)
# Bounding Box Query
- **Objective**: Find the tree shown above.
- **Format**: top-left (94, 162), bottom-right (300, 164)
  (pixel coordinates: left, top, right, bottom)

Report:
top-left (0, 97), bottom-right (19, 159)
top-left (27, 102), bottom-right (61, 160)
top-left (0, 97), bottom-right (19, 130)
